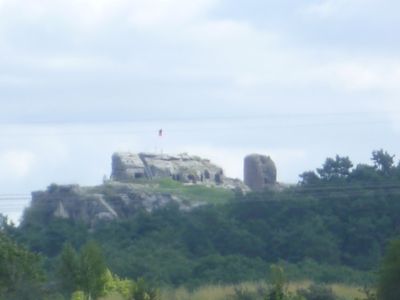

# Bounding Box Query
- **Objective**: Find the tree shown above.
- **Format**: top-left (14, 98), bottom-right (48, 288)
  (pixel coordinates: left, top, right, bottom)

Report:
top-left (299, 171), bottom-right (320, 186)
top-left (372, 149), bottom-right (395, 176)
top-left (78, 241), bottom-right (108, 300)
top-left (58, 243), bottom-right (80, 296)
top-left (297, 284), bottom-right (337, 300)
top-left (377, 238), bottom-right (400, 300)
top-left (317, 155), bottom-right (353, 181)
top-left (0, 232), bottom-right (44, 299)
top-left (58, 241), bottom-right (108, 300)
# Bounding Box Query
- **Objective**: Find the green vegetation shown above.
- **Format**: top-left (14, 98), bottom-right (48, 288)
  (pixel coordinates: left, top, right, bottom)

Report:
top-left (58, 241), bottom-right (108, 299)
top-left (146, 178), bottom-right (235, 204)
top-left (0, 231), bottom-right (44, 300)
top-left (377, 238), bottom-right (400, 300)
top-left (2, 149), bottom-right (400, 299)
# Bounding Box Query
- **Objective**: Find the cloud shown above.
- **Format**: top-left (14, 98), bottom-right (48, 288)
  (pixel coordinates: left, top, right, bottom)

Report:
top-left (319, 60), bottom-right (400, 91)
top-left (0, 150), bottom-right (36, 179)
top-left (0, 0), bottom-right (219, 31)
top-left (303, 0), bottom-right (373, 18)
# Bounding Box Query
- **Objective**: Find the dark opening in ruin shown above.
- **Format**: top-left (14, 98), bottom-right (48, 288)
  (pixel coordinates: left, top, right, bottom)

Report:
top-left (215, 174), bottom-right (222, 184)
top-left (188, 174), bottom-right (196, 183)
top-left (135, 173), bottom-right (144, 179)
top-left (204, 170), bottom-right (210, 179)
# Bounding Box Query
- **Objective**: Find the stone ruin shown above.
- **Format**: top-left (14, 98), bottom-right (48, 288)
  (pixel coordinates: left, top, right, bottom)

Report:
top-left (244, 154), bottom-right (277, 191)
top-left (27, 152), bottom-right (279, 226)
top-left (111, 152), bottom-right (225, 185)
top-left (112, 152), bottom-right (278, 192)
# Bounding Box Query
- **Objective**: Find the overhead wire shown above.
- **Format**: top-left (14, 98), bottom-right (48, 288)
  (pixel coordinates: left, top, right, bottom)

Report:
top-left (2, 182), bottom-right (400, 202)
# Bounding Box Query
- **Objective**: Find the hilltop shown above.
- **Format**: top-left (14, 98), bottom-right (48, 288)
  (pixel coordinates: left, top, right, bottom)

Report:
top-left (24, 152), bottom-right (278, 226)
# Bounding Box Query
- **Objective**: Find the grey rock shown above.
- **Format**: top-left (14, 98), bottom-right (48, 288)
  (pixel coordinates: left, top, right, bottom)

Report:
top-left (111, 153), bottom-right (146, 181)
top-left (27, 182), bottom-right (200, 226)
top-left (24, 152), bottom-right (280, 226)
top-left (54, 201), bottom-right (69, 219)
top-left (244, 154), bottom-right (277, 191)
top-left (111, 152), bottom-right (229, 187)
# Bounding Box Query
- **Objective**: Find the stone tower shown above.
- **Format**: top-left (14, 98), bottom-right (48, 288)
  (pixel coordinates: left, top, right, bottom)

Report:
top-left (244, 154), bottom-right (277, 191)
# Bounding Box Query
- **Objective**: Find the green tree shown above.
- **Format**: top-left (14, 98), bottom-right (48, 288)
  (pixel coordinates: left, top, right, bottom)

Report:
top-left (58, 241), bottom-right (108, 300)
top-left (297, 284), bottom-right (337, 300)
top-left (299, 171), bottom-right (320, 185)
top-left (372, 149), bottom-right (395, 176)
top-left (131, 278), bottom-right (159, 300)
top-left (317, 155), bottom-right (353, 181)
top-left (78, 241), bottom-right (107, 300)
top-left (0, 232), bottom-right (44, 299)
top-left (265, 265), bottom-right (287, 300)
top-left (377, 239), bottom-right (400, 300)
top-left (58, 243), bottom-right (80, 296)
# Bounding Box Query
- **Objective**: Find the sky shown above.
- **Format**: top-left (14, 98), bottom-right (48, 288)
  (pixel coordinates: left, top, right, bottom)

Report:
top-left (1, 0), bottom-right (400, 222)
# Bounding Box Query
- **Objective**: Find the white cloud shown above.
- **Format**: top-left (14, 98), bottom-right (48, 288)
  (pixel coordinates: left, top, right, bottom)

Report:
top-left (127, 0), bottom-right (217, 28)
top-left (303, 0), bottom-right (373, 18)
top-left (0, 0), bottom-right (219, 31)
top-left (320, 60), bottom-right (400, 91)
top-left (0, 150), bottom-right (36, 179)
top-left (305, 0), bottom-right (339, 17)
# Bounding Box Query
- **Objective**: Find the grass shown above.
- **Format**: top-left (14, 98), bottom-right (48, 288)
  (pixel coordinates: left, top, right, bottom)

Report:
top-left (95, 178), bottom-right (235, 205)
top-left (101, 281), bottom-right (365, 300)
top-left (147, 178), bottom-right (235, 204)
top-left (159, 281), bottom-right (365, 300)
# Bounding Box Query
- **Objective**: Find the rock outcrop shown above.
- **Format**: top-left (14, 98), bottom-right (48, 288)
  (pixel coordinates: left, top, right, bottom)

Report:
top-left (29, 183), bottom-right (194, 226)
top-left (24, 152), bottom-right (282, 226)
top-left (26, 152), bottom-right (252, 226)
top-left (244, 154), bottom-right (277, 191)
top-left (111, 152), bottom-right (226, 186)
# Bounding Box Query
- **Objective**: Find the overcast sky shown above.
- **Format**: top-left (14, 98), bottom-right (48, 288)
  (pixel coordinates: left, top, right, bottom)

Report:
top-left (1, 0), bottom-right (400, 221)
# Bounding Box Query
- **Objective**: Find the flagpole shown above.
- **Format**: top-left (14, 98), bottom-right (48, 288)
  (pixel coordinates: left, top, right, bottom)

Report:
top-left (158, 129), bottom-right (163, 154)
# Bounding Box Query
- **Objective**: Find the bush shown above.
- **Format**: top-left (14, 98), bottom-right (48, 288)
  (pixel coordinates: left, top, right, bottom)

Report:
top-left (297, 284), bottom-right (337, 300)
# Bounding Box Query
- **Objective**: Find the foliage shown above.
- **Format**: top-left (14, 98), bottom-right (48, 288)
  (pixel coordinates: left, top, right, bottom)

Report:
top-left (0, 232), bottom-right (45, 299)
top-left (265, 265), bottom-right (288, 300)
top-left (58, 243), bottom-right (80, 295)
top-left (317, 155), bottom-right (353, 182)
top-left (354, 287), bottom-right (377, 300)
top-left (71, 291), bottom-right (86, 300)
top-left (131, 278), bottom-right (159, 300)
top-left (7, 149), bottom-right (400, 289)
top-left (58, 241), bottom-right (108, 300)
top-left (377, 238), bottom-right (400, 300)
top-left (371, 149), bottom-right (395, 176)
top-left (78, 241), bottom-right (108, 299)
top-left (297, 284), bottom-right (337, 300)
top-left (229, 286), bottom-right (260, 300)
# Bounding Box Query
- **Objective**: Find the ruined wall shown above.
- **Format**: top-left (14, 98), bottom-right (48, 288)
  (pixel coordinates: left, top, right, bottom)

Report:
top-left (244, 154), bottom-right (277, 191)
top-left (111, 152), bottom-right (225, 185)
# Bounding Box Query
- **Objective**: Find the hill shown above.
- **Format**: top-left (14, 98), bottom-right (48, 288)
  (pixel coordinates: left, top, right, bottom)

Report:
top-left (7, 150), bottom-right (400, 288)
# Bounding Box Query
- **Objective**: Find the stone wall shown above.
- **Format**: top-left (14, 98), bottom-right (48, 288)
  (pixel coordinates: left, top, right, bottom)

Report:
top-left (111, 152), bottom-right (225, 185)
top-left (244, 154), bottom-right (277, 191)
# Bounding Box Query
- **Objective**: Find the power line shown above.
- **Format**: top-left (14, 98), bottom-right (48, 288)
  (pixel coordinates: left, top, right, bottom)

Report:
top-left (0, 110), bottom-right (398, 125)
top-left (0, 120), bottom-right (391, 137)
top-left (1, 183), bottom-right (400, 201)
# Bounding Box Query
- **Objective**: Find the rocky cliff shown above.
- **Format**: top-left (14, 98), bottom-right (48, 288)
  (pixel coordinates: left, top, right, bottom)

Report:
top-left (24, 152), bottom-right (281, 226)
top-left (25, 152), bottom-right (253, 226)
top-left (111, 152), bottom-right (226, 185)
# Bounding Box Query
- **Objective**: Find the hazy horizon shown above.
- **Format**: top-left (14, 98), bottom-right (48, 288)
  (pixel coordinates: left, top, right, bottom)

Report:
top-left (2, 0), bottom-right (400, 221)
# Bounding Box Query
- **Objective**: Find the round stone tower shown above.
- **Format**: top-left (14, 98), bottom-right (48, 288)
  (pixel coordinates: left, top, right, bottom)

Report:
top-left (244, 154), bottom-right (277, 191)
